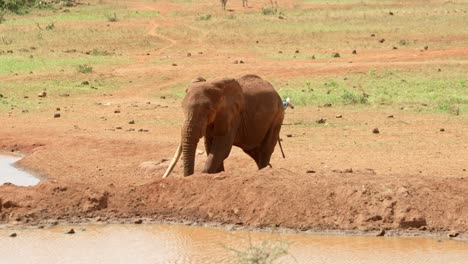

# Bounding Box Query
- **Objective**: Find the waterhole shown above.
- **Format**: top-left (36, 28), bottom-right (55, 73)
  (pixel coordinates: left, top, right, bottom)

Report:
top-left (0, 224), bottom-right (467, 264)
top-left (0, 155), bottom-right (40, 186)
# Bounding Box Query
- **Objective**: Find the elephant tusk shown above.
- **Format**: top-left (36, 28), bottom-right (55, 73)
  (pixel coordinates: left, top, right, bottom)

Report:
top-left (162, 143), bottom-right (182, 178)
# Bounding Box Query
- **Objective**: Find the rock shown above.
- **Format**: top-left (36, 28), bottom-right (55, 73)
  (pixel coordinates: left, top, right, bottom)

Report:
top-left (56, 107), bottom-right (61, 111)
top-left (116, 127), bottom-right (122, 130)
top-left (323, 103), bottom-right (332, 107)
top-left (440, 128), bottom-right (445, 132)
top-left (372, 128), bottom-right (380, 134)
top-left (83, 191), bottom-right (109, 212)
top-left (370, 33), bottom-right (375, 37)
top-left (376, 229), bottom-right (385, 236)
top-left (239, 60), bottom-right (244, 64)
top-left (128, 120), bottom-right (135, 124)
top-left (389, 11), bottom-right (394, 15)
top-left (332, 52), bottom-right (340, 58)
top-left (0, 94), bottom-right (3, 98)
top-left (278, 50), bottom-right (283, 54)
top-left (160, 96), bottom-right (166, 99)
top-left (65, 229), bottom-right (75, 234)
top-left (286, 134), bottom-right (292, 137)
top-left (424, 46), bottom-right (429, 50)
top-left (38, 91), bottom-right (47, 98)
top-left (306, 170), bottom-right (316, 173)
top-left (114, 109), bottom-right (120, 113)
top-left (387, 115), bottom-right (394, 118)
top-left (393, 46), bottom-right (398, 50)
top-left (379, 38), bottom-right (385, 43)
top-left (316, 118), bottom-right (327, 124)
top-left (10, 233), bottom-right (17, 237)
top-left (233, 60), bottom-right (238, 64)
top-left (344, 168), bottom-right (353, 173)
top-left (187, 52), bottom-right (191, 57)
top-left (335, 115), bottom-right (342, 118)
top-left (352, 50), bottom-right (357, 54)
top-left (295, 49), bottom-right (300, 54)
top-left (172, 63), bottom-right (177, 66)
top-left (448, 230), bottom-right (459, 238)
top-left (81, 81), bottom-right (89, 85)
top-left (278, 15), bottom-right (284, 19)
top-left (24, 96), bottom-right (29, 99)
top-left (59, 93), bottom-right (70, 97)
top-left (134, 219), bottom-right (143, 224)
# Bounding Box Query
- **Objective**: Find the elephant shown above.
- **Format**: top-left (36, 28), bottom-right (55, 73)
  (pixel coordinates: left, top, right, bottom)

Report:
top-left (163, 74), bottom-right (284, 177)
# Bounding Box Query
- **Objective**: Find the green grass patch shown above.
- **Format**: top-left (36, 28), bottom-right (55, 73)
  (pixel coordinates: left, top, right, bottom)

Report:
top-left (0, 54), bottom-right (123, 76)
top-left (276, 66), bottom-right (468, 115)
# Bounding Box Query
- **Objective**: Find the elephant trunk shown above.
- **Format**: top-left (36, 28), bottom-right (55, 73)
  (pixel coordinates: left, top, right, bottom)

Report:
top-left (181, 113), bottom-right (202, 177)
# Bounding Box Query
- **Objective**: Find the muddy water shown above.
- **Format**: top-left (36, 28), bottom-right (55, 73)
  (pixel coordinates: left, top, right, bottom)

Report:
top-left (0, 224), bottom-right (467, 264)
top-left (0, 155), bottom-right (39, 186)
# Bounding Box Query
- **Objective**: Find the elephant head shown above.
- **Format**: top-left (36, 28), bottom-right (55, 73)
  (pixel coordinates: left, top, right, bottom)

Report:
top-left (163, 77), bottom-right (245, 178)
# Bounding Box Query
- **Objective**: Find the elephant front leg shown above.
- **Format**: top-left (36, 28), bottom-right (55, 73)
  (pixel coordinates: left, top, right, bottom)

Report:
top-left (202, 135), bottom-right (233, 174)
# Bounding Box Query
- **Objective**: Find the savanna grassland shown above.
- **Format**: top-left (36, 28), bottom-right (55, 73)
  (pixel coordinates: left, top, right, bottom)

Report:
top-left (0, 0), bottom-right (467, 237)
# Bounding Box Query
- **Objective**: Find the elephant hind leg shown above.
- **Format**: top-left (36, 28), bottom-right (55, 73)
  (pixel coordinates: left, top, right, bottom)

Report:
top-left (257, 124), bottom-right (282, 169)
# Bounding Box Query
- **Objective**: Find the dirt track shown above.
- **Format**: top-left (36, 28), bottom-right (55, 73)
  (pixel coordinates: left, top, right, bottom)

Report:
top-left (1, 0), bottom-right (468, 237)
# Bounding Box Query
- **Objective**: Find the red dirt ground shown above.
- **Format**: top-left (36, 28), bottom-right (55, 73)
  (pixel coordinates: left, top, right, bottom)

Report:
top-left (1, 0), bottom-right (467, 237)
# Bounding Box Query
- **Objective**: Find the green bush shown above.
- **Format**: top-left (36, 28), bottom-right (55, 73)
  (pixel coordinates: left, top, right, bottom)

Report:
top-left (261, 6), bottom-right (276, 15)
top-left (77, 64), bottom-right (93, 74)
top-left (226, 239), bottom-right (291, 264)
top-left (198, 14), bottom-right (211, 21)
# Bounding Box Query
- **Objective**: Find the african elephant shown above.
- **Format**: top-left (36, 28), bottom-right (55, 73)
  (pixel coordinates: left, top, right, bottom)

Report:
top-left (163, 74), bottom-right (284, 177)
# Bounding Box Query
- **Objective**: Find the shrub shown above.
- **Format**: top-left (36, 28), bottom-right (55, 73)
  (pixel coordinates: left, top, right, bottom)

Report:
top-left (198, 14), bottom-right (211, 21)
top-left (340, 89), bottom-right (368, 104)
top-left (77, 64), bottom-right (93, 74)
top-left (106, 12), bottom-right (118, 22)
top-left (262, 6), bottom-right (276, 15)
top-left (226, 239), bottom-right (291, 264)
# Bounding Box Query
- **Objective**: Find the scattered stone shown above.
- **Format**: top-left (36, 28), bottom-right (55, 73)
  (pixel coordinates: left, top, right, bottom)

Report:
top-left (448, 231), bottom-right (459, 238)
top-left (389, 11), bottom-right (394, 15)
top-left (65, 229), bottom-right (75, 234)
top-left (38, 91), bottom-right (47, 98)
top-left (56, 107), bottom-right (61, 111)
top-left (187, 52), bottom-right (191, 57)
top-left (0, 94), bottom-right (3, 98)
top-left (81, 81), bottom-right (89, 85)
top-left (295, 49), bottom-right (300, 54)
top-left (344, 168), bottom-right (353, 173)
top-left (438, 68), bottom-right (442, 72)
top-left (440, 128), bottom-right (445, 132)
top-left (379, 38), bottom-right (385, 43)
top-left (352, 50), bottom-right (357, 54)
top-left (160, 96), bottom-right (166, 99)
top-left (424, 46), bottom-right (429, 50)
top-left (116, 127), bottom-right (122, 130)
top-left (138, 129), bottom-right (149, 132)
top-left (323, 103), bottom-right (332, 107)
top-left (114, 109), bottom-right (120, 113)
top-left (316, 118), bottom-right (327, 124)
top-left (335, 114), bottom-right (342, 118)
top-left (10, 233), bottom-right (17, 237)
top-left (311, 55), bottom-right (315, 59)
top-left (233, 60), bottom-right (239, 64)
top-left (370, 33), bottom-right (375, 37)
top-left (372, 128), bottom-right (380, 134)
top-left (278, 50), bottom-right (283, 54)
top-left (24, 96), bottom-right (29, 99)
top-left (22, 110), bottom-right (29, 113)
top-left (198, 51), bottom-right (203, 54)
top-left (393, 46), bottom-right (398, 50)
top-left (306, 169), bottom-right (316, 174)
top-left (239, 60), bottom-right (244, 64)
top-left (54, 113), bottom-right (61, 118)
top-left (332, 52), bottom-right (340, 58)
top-left (59, 93), bottom-right (70, 97)
top-left (134, 219), bottom-right (143, 224)
top-left (278, 15), bottom-right (284, 19)
top-left (172, 63), bottom-right (177, 66)
top-left (286, 134), bottom-right (292, 137)
top-left (399, 217), bottom-right (427, 229)
top-left (376, 229), bottom-right (386, 237)
top-left (387, 115), bottom-right (394, 118)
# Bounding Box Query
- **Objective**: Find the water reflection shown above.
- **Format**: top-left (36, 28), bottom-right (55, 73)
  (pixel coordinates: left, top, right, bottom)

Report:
top-left (0, 224), bottom-right (467, 264)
